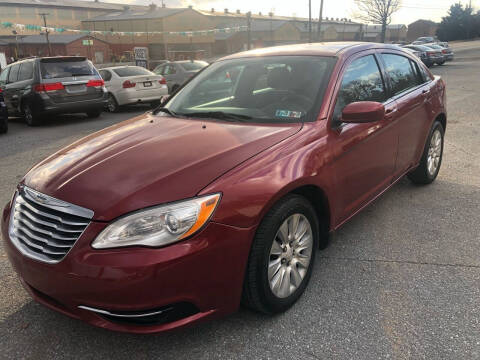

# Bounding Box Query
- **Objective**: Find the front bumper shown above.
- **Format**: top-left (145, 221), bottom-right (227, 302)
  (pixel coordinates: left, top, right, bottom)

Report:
top-left (2, 201), bottom-right (255, 333)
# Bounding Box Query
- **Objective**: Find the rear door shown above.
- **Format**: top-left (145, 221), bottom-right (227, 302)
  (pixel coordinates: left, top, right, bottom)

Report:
top-left (379, 53), bottom-right (431, 177)
top-left (39, 57), bottom-right (104, 104)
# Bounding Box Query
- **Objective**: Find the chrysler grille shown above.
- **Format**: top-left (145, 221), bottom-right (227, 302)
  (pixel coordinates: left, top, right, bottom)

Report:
top-left (8, 186), bottom-right (94, 264)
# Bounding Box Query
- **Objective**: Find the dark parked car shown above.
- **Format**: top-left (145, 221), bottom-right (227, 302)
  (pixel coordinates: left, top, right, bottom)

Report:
top-left (0, 56), bottom-right (107, 126)
top-left (0, 92), bottom-right (7, 133)
top-left (403, 44), bottom-right (444, 67)
top-left (2, 43), bottom-right (447, 333)
top-left (153, 60), bottom-right (208, 93)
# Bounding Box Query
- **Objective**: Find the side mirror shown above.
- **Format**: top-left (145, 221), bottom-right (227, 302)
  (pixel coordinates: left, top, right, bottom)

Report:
top-left (341, 101), bottom-right (385, 124)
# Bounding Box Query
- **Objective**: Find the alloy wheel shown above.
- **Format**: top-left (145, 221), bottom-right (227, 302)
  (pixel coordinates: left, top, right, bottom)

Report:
top-left (268, 214), bottom-right (313, 299)
top-left (427, 129), bottom-right (442, 176)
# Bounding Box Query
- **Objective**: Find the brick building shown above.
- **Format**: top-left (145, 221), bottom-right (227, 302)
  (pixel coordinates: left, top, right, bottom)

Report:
top-left (1, 34), bottom-right (111, 63)
top-left (407, 20), bottom-right (438, 41)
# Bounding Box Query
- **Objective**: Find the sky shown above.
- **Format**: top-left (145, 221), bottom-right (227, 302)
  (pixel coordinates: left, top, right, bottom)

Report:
top-left (100, 0), bottom-right (479, 25)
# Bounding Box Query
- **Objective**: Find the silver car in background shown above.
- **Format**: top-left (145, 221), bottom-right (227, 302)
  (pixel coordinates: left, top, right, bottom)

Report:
top-left (424, 43), bottom-right (455, 62)
top-left (153, 60), bottom-right (208, 93)
top-left (99, 66), bottom-right (168, 112)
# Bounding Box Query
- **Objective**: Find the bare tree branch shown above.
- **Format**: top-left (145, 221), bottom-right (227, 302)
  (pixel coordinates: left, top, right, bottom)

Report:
top-left (354, 0), bottom-right (401, 42)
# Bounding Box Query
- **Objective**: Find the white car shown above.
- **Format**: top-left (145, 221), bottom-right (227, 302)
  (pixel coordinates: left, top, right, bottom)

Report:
top-left (99, 66), bottom-right (168, 112)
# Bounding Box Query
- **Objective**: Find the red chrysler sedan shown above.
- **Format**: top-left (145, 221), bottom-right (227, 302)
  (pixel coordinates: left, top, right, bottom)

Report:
top-left (2, 43), bottom-right (446, 333)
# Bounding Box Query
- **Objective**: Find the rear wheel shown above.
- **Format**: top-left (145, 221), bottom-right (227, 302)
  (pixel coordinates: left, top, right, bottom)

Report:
top-left (408, 121), bottom-right (444, 184)
top-left (106, 93), bottom-right (119, 113)
top-left (87, 108), bottom-right (102, 118)
top-left (0, 116), bottom-right (7, 134)
top-left (23, 103), bottom-right (41, 126)
top-left (242, 195), bottom-right (319, 314)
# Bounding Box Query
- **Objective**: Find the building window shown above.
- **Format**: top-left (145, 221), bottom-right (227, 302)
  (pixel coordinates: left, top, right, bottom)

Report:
top-left (57, 9), bottom-right (73, 20)
top-left (18, 7), bottom-right (37, 19)
top-left (0, 6), bottom-right (17, 19)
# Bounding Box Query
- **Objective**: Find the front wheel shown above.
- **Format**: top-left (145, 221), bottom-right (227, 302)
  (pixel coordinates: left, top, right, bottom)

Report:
top-left (242, 195), bottom-right (319, 314)
top-left (106, 93), bottom-right (119, 113)
top-left (408, 121), bottom-right (444, 184)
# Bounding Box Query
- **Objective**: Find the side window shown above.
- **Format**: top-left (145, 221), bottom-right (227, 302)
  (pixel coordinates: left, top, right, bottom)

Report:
top-left (18, 62), bottom-right (34, 81)
top-left (409, 60), bottom-right (424, 85)
top-left (166, 65), bottom-right (177, 75)
top-left (381, 54), bottom-right (419, 95)
top-left (99, 70), bottom-right (112, 81)
top-left (333, 55), bottom-right (386, 121)
top-left (8, 64), bottom-right (20, 83)
top-left (418, 63), bottom-right (432, 83)
top-left (0, 68), bottom-right (9, 85)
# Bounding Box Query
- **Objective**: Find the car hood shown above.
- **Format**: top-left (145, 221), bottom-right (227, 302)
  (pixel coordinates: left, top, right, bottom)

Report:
top-left (23, 113), bottom-right (300, 221)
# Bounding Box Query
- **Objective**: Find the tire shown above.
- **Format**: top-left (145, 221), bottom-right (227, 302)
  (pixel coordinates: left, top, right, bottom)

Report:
top-left (106, 93), bottom-right (119, 113)
top-left (242, 194), bottom-right (319, 314)
top-left (408, 121), bottom-right (444, 185)
top-left (86, 108), bottom-right (102, 118)
top-left (437, 61), bottom-right (445, 66)
top-left (0, 117), bottom-right (7, 134)
top-left (23, 103), bottom-right (41, 126)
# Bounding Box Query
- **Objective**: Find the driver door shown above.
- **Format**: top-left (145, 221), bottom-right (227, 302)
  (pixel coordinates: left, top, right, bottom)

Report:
top-left (328, 52), bottom-right (398, 225)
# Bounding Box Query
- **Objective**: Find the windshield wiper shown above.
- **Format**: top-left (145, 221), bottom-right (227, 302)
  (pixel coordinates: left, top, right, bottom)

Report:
top-left (71, 73), bottom-right (93, 77)
top-left (176, 111), bottom-right (252, 121)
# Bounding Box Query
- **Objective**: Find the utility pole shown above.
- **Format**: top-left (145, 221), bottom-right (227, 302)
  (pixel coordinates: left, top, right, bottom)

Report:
top-left (12, 30), bottom-right (20, 59)
top-left (317, 0), bottom-right (324, 41)
top-left (308, 0), bottom-right (312, 43)
top-left (39, 13), bottom-right (52, 56)
top-left (246, 12), bottom-right (252, 50)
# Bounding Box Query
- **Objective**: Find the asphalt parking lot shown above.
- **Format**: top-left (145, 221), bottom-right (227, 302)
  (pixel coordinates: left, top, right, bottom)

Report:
top-left (0, 44), bottom-right (479, 359)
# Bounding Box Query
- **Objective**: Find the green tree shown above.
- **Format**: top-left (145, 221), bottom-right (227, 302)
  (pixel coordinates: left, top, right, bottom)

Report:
top-left (437, 3), bottom-right (480, 41)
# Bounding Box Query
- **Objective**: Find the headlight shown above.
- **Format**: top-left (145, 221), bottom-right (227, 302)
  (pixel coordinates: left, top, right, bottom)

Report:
top-left (92, 193), bottom-right (221, 249)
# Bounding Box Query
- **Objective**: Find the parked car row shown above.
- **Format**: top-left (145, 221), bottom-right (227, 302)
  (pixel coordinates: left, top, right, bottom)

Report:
top-left (400, 37), bottom-right (454, 68)
top-left (0, 57), bottom-right (208, 129)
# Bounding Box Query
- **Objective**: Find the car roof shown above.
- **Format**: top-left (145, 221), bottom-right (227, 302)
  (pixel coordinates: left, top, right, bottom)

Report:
top-left (218, 42), bottom-right (403, 61)
top-left (101, 66), bottom-right (152, 71)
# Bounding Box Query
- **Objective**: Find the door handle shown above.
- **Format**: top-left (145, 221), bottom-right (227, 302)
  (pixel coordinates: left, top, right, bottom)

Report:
top-left (385, 108), bottom-right (397, 118)
top-left (422, 89), bottom-right (430, 95)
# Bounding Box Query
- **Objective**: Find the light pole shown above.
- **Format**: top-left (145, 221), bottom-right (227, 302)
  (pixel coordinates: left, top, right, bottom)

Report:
top-left (246, 12), bottom-right (252, 50)
top-left (12, 30), bottom-right (20, 59)
top-left (308, 0), bottom-right (312, 43)
top-left (317, 0), bottom-right (324, 41)
top-left (39, 13), bottom-right (52, 56)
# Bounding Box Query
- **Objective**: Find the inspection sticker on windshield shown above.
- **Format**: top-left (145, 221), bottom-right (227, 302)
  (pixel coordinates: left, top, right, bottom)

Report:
top-left (275, 110), bottom-right (303, 119)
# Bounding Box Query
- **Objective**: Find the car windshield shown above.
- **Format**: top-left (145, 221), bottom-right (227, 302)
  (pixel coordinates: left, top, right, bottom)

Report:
top-left (113, 67), bottom-right (154, 77)
top-left (179, 61), bottom-right (208, 72)
top-left (40, 59), bottom-right (95, 79)
top-left (164, 56), bottom-right (335, 123)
